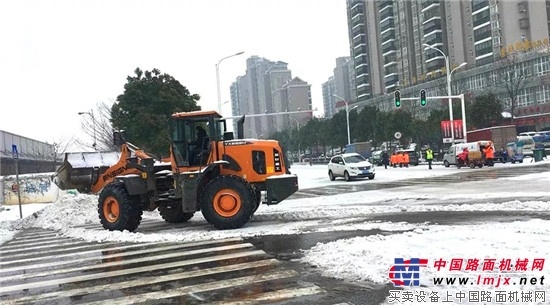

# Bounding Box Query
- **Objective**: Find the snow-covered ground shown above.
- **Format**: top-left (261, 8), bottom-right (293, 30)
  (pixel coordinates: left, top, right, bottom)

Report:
top-left (1, 158), bottom-right (549, 304)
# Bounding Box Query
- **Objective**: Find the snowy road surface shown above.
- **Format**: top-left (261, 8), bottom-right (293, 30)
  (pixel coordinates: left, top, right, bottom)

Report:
top-left (1, 159), bottom-right (549, 304)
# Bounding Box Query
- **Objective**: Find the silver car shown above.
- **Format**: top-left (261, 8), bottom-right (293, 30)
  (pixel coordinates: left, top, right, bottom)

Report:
top-left (328, 153), bottom-right (375, 181)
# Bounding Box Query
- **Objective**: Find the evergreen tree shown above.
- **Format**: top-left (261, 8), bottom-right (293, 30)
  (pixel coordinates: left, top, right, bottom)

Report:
top-left (111, 68), bottom-right (200, 156)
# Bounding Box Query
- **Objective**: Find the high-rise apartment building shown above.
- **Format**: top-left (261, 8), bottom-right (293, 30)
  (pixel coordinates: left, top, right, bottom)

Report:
top-left (344, 0), bottom-right (550, 131)
top-left (230, 56), bottom-right (311, 137)
top-left (322, 57), bottom-right (355, 119)
top-left (322, 77), bottom-right (336, 118)
top-left (347, 0), bottom-right (383, 103)
top-left (346, 0), bottom-right (550, 101)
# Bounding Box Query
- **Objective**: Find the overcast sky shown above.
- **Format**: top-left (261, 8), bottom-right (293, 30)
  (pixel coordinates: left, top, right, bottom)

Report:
top-left (0, 0), bottom-right (349, 145)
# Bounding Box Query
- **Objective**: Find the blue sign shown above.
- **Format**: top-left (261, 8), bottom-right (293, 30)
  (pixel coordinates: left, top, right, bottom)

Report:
top-left (12, 144), bottom-right (18, 159)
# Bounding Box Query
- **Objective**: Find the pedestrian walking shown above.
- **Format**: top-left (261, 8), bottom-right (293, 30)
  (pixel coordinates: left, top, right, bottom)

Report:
top-left (382, 151), bottom-right (390, 169)
top-left (426, 146), bottom-right (434, 170)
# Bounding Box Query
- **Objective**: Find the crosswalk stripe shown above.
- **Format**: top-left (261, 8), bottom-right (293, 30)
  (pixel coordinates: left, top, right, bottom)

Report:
top-left (7, 259), bottom-right (280, 304)
top-left (205, 285), bottom-right (325, 305)
top-left (0, 241), bottom-right (119, 263)
top-left (0, 237), bottom-right (243, 266)
top-left (0, 249), bottom-right (266, 293)
top-left (9, 231), bottom-right (59, 240)
top-left (83, 269), bottom-right (299, 305)
top-left (4, 233), bottom-right (65, 244)
top-left (1, 242), bottom-right (254, 281)
top-left (0, 240), bottom-right (93, 255)
top-left (0, 237), bottom-right (73, 250)
top-left (0, 239), bottom-right (240, 274)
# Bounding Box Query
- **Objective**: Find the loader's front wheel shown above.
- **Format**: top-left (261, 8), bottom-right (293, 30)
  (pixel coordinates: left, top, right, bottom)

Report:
top-left (159, 204), bottom-right (195, 223)
top-left (200, 176), bottom-right (255, 230)
top-left (98, 183), bottom-right (143, 232)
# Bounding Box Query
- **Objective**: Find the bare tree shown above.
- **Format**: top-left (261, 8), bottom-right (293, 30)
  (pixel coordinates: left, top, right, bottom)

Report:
top-left (78, 101), bottom-right (116, 151)
top-left (491, 52), bottom-right (533, 122)
top-left (50, 135), bottom-right (78, 169)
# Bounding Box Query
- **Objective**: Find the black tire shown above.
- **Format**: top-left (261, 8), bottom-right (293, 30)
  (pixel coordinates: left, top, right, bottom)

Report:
top-left (368, 175), bottom-right (375, 180)
top-left (158, 204), bottom-right (194, 223)
top-left (344, 171), bottom-right (352, 181)
top-left (456, 162), bottom-right (462, 169)
top-left (328, 170), bottom-right (335, 181)
top-left (200, 176), bottom-right (255, 230)
top-left (98, 183), bottom-right (143, 232)
top-left (469, 162), bottom-right (476, 169)
top-left (444, 160), bottom-right (450, 168)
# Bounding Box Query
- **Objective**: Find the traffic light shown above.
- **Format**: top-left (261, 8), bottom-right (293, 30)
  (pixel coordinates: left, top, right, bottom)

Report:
top-left (420, 89), bottom-right (427, 106)
top-left (394, 90), bottom-right (401, 108)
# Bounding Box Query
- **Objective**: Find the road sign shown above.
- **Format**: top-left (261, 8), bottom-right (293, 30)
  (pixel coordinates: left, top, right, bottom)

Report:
top-left (12, 144), bottom-right (18, 159)
top-left (394, 132), bottom-right (402, 139)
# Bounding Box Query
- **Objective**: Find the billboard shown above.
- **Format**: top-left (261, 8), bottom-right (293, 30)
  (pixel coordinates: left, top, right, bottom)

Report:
top-left (441, 120), bottom-right (464, 143)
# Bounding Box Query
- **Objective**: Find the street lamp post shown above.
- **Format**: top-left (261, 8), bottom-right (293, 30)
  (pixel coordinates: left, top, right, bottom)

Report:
top-left (289, 116), bottom-right (301, 162)
top-left (423, 44), bottom-right (467, 144)
top-left (333, 94), bottom-right (357, 145)
top-left (216, 51), bottom-right (245, 114)
top-left (78, 110), bottom-right (97, 150)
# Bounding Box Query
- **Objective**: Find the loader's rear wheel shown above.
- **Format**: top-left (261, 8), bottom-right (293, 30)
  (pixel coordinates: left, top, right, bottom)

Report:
top-left (200, 176), bottom-right (255, 230)
top-left (159, 205), bottom-right (195, 223)
top-left (98, 183), bottom-right (143, 232)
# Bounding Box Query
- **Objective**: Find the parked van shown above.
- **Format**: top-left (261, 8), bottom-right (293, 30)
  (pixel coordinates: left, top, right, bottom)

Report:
top-left (443, 141), bottom-right (493, 167)
top-left (517, 135), bottom-right (535, 156)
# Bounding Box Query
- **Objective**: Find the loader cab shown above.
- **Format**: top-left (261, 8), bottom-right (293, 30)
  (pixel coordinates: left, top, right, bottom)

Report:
top-left (170, 110), bottom-right (228, 167)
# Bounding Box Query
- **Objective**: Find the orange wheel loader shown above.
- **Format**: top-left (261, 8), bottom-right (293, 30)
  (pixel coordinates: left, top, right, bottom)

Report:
top-left (53, 110), bottom-right (298, 231)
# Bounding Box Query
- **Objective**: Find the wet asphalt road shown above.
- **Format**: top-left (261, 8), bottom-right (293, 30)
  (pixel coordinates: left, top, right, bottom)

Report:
top-left (1, 163), bottom-right (549, 305)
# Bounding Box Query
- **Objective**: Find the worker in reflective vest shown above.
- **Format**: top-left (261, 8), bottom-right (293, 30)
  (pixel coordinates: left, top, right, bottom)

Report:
top-left (426, 147), bottom-right (434, 170)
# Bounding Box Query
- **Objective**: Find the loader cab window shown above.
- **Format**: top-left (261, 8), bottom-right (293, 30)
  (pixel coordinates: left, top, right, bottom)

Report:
top-left (171, 116), bottom-right (227, 166)
top-left (171, 120), bottom-right (190, 166)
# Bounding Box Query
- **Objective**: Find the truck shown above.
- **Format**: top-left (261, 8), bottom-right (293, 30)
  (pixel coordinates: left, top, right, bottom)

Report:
top-left (345, 142), bottom-right (372, 159)
top-left (466, 125), bottom-right (517, 161)
top-left (53, 110), bottom-right (298, 231)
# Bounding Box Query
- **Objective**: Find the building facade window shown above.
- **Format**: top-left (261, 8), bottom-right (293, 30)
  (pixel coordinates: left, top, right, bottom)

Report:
top-left (534, 57), bottom-right (550, 76)
top-left (536, 84), bottom-right (550, 103)
top-left (517, 88), bottom-right (534, 108)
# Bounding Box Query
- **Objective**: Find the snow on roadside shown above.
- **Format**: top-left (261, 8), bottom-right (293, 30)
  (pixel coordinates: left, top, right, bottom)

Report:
top-left (301, 220), bottom-right (550, 305)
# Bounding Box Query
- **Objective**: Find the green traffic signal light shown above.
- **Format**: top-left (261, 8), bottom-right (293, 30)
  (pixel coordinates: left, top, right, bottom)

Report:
top-left (420, 89), bottom-right (427, 106)
top-left (394, 90), bottom-right (401, 108)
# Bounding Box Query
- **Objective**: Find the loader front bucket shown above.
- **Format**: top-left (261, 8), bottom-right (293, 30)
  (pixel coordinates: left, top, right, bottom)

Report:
top-left (53, 152), bottom-right (121, 193)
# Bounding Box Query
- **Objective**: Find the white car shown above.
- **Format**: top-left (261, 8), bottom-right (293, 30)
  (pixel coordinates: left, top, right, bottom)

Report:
top-left (328, 153), bottom-right (375, 181)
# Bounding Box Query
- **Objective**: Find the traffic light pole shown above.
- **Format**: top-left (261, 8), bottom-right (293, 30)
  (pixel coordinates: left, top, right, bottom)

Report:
top-left (394, 93), bottom-right (466, 143)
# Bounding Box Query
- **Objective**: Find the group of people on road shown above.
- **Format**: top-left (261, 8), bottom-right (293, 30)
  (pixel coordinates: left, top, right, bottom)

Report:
top-left (456, 143), bottom-right (495, 167)
top-left (379, 146), bottom-right (434, 170)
